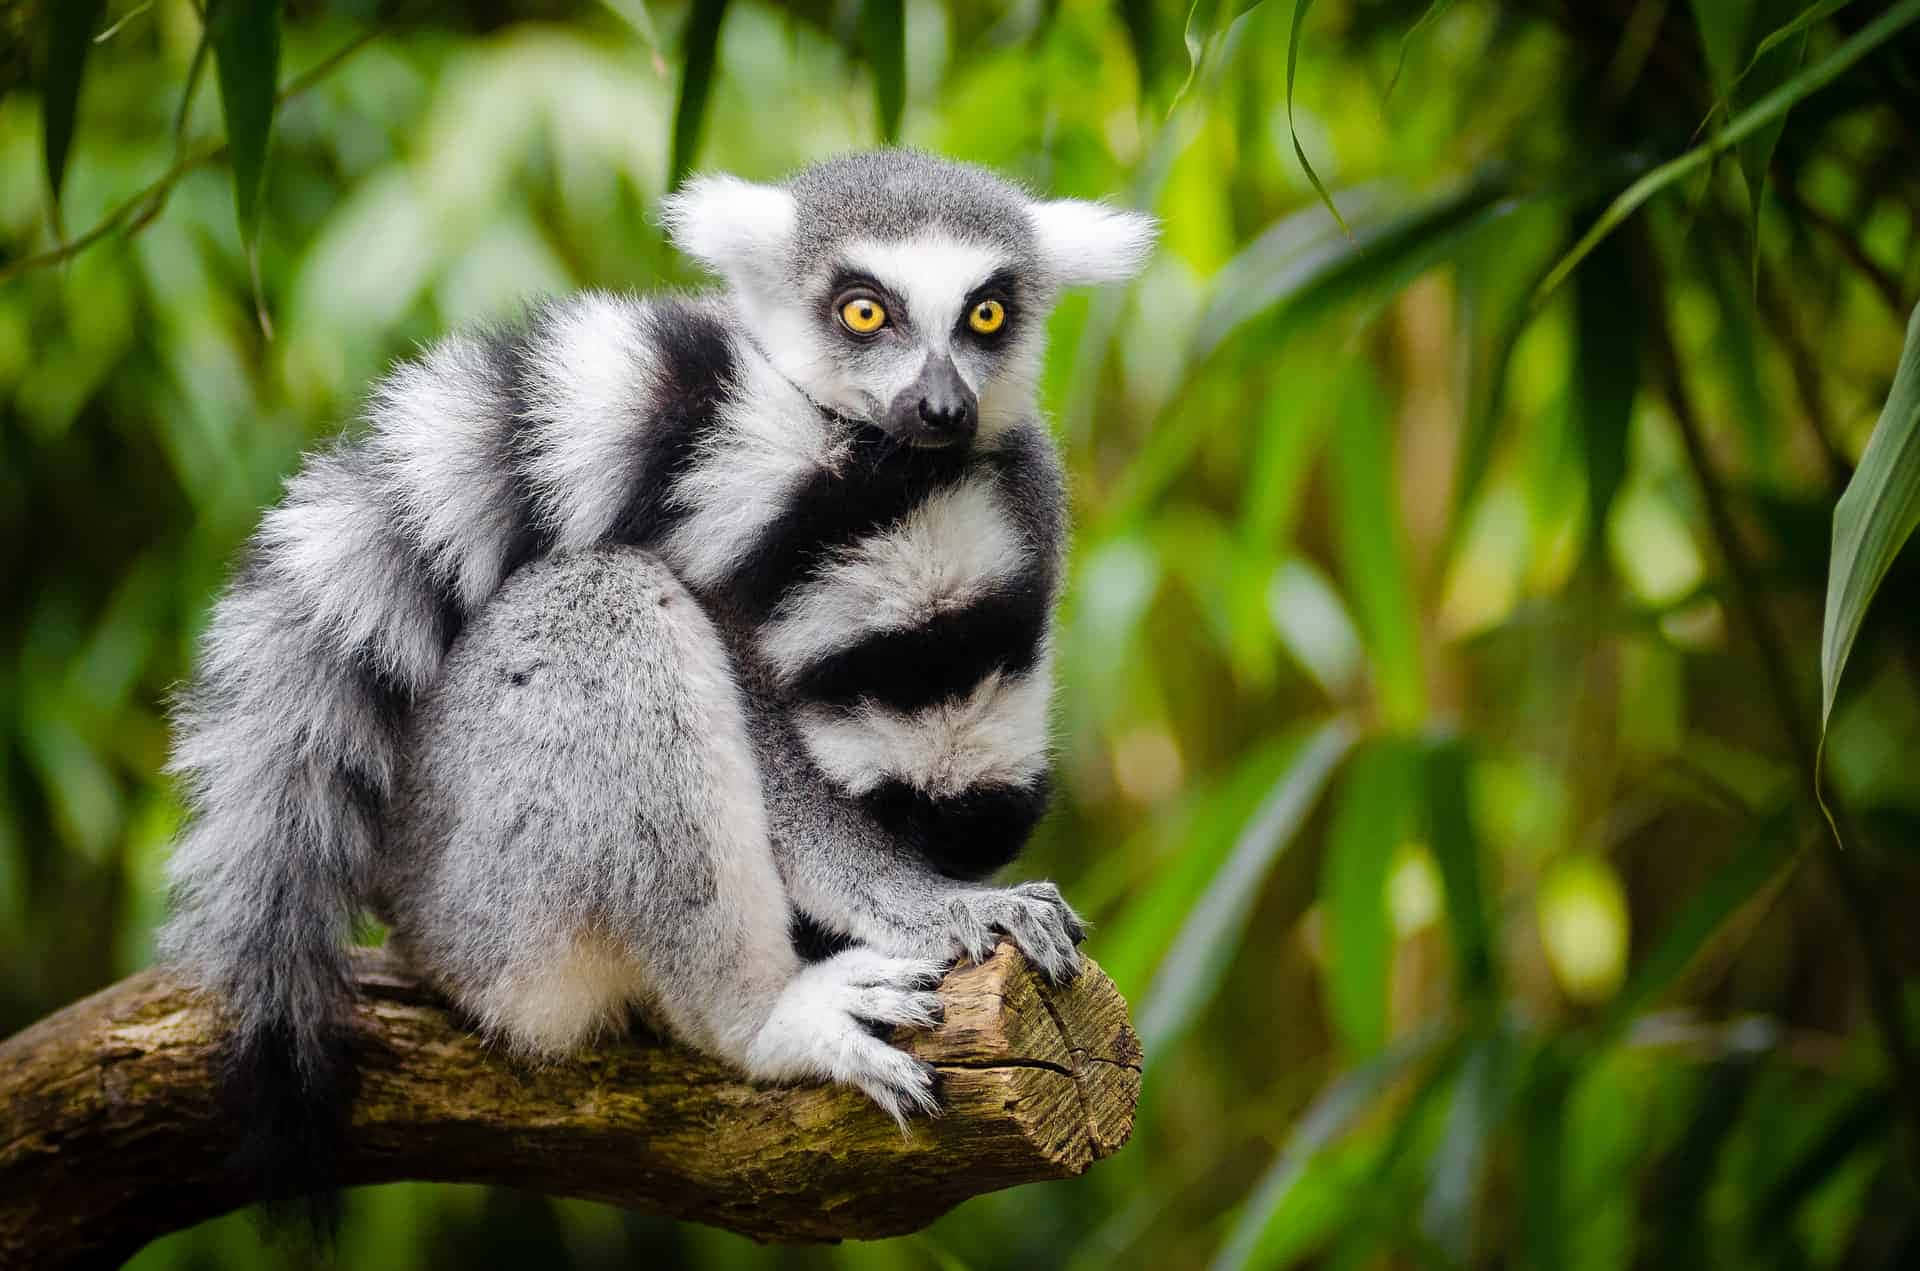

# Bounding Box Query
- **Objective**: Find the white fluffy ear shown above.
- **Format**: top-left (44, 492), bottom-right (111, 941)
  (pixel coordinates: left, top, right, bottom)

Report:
top-left (660, 174), bottom-right (797, 279)
top-left (1029, 200), bottom-right (1158, 286)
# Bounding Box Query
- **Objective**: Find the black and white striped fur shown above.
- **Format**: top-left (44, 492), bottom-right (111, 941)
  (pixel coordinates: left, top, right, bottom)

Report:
top-left (160, 151), bottom-right (1156, 1209)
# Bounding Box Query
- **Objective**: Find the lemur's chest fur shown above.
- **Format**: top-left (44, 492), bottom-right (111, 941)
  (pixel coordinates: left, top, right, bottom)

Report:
top-left (550, 300), bottom-right (1061, 878)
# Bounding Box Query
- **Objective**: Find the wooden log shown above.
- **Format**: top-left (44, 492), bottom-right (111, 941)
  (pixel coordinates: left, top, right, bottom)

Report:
top-left (0, 943), bottom-right (1140, 1268)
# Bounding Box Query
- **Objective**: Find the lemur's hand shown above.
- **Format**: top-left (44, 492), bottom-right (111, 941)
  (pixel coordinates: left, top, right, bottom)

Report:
top-left (934, 882), bottom-right (1087, 987)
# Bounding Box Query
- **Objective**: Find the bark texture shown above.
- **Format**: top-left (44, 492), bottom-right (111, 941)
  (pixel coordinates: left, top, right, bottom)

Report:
top-left (0, 943), bottom-right (1140, 1269)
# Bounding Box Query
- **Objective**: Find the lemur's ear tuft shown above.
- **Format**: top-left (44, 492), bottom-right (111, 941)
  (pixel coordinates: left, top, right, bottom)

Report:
top-left (661, 175), bottom-right (797, 279)
top-left (1029, 200), bottom-right (1158, 287)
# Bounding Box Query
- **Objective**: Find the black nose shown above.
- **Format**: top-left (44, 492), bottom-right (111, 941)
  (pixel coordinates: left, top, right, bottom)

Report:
top-left (919, 393), bottom-right (974, 434)
top-left (887, 353), bottom-right (977, 447)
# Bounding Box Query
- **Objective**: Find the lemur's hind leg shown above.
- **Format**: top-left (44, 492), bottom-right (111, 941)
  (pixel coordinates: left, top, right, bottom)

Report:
top-left (380, 548), bottom-right (944, 1121)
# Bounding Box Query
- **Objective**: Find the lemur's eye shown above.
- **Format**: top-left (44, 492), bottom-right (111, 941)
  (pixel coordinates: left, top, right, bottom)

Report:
top-left (968, 299), bottom-right (1006, 335)
top-left (839, 296), bottom-right (888, 335)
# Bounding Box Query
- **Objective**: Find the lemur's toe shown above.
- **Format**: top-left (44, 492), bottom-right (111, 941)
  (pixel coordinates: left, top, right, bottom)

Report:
top-left (852, 986), bottom-right (944, 1031)
top-left (855, 1047), bottom-right (941, 1127)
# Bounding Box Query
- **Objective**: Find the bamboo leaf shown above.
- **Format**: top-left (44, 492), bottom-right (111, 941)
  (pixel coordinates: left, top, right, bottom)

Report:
top-left (1750, 1088), bottom-right (1891, 1246)
top-left (1210, 1027), bottom-right (1449, 1271)
top-left (1285, 0), bottom-right (1348, 233)
top-left (1535, 0), bottom-right (1920, 305)
top-left (862, 0), bottom-right (905, 144)
top-left (1741, 0), bottom-right (1855, 91)
top-left (600, 0), bottom-right (670, 75)
top-left (1419, 1030), bottom-right (1509, 1262)
top-left (1138, 719), bottom-right (1355, 1052)
top-left (1386, 0), bottom-right (1456, 99)
top-left (1820, 298), bottom-right (1920, 730)
top-left (1423, 739), bottom-right (1497, 1004)
top-left (1119, 0), bottom-right (1162, 93)
top-left (1321, 738), bottom-right (1422, 1056)
top-left (1442, 223), bottom-right (1563, 570)
top-left (1649, 1054), bottom-right (1763, 1264)
top-left (1269, 556), bottom-right (1364, 699)
top-left (42, 0), bottom-right (109, 236)
top-left (207, 0), bottom-right (281, 249)
top-left (1333, 380), bottom-right (1425, 730)
top-left (669, 0), bottom-right (730, 187)
top-left (1572, 229), bottom-right (1640, 562)
top-left (1688, 0), bottom-right (1758, 97)
top-left (1600, 815), bottom-right (1794, 1043)
top-left (1190, 180), bottom-right (1511, 366)
top-left (1173, 0), bottom-right (1264, 112)
top-left (1102, 724), bottom-right (1319, 993)
top-left (1519, 1045), bottom-right (1573, 1270)
top-left (1736, 0), bottom-right (1812, 287)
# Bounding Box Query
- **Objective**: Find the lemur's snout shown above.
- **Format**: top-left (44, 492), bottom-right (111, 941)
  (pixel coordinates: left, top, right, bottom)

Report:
top-left (889, 353), bottom-right (976, 448)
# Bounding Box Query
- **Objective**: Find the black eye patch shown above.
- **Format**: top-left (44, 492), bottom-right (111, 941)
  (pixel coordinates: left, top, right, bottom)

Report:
top-left (823, 269), bottom-right (907, 333)
top-left (959, 268), bottom-right (1022, 341)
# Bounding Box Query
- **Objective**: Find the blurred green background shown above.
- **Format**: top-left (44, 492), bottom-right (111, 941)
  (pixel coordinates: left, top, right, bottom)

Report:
top-left (6, 0), bottom-right (1920, 1266)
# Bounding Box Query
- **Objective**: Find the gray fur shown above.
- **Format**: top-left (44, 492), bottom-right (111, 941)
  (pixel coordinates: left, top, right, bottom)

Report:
top-left (781, 151), bottom-right (1042, 280)
top-left (162, 151), bottom-right (1154, 1142)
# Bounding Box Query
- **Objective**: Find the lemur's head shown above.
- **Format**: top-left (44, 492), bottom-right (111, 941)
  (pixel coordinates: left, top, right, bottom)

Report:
top-left (662, 151), bottom-right (1156, 448)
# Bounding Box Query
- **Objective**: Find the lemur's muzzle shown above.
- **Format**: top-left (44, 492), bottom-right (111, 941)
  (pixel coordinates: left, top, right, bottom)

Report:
top-left (886, 353), bottom-right (977, 449)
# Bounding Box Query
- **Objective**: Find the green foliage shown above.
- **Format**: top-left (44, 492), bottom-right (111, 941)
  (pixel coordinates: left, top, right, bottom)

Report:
top-left (1321, 737), bottom-right (1420, 1055)
top-left (1284, 0), bottom-right (1348, 233)
top-left (8, 1), bottom-right (1920, 1267)
top-left (670, 0), bottom-right (728, 186)
top-left (1822, 299), bottom-right (1920, 731)
top-left (1539, 0), bottom-right (1920, 303)
top-left (862, 0), bottom-right (906, 144)
top-left (39, 0), bottom-right (106, 234)
top-left (206, 0), bottom-right (279, 247)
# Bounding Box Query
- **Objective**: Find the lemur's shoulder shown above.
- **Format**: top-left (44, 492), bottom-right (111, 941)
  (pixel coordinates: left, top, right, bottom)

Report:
top-left (360, 290), bottom-right (752, 562)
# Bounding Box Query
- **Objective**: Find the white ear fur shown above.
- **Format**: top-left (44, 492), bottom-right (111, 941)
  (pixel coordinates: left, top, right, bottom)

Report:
top-left (660, 174), bottom-right (797, 279)
top-left (1029, 200), bottom-right (1158, 286)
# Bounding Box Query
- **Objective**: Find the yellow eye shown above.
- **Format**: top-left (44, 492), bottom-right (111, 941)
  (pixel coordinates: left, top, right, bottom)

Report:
top-left (968, 299), bottom-right (1006, 334)
top-left (840, 296), bottom-right (887, 334)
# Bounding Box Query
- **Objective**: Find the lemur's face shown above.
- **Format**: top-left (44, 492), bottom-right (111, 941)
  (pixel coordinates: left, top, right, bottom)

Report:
top-left (663, 152), bottom-right (1156, 447)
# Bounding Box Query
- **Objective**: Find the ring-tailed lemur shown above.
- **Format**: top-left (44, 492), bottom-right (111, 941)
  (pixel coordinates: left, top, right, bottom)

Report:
top-left (161, 150), bottom-right (1156, 1209)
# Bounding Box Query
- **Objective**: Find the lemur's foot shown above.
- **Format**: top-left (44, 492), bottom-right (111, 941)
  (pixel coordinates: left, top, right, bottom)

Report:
top-left (745, 947), bottom-right (946, 1126)
top-left (941, 881), bottom-right (1087, 987)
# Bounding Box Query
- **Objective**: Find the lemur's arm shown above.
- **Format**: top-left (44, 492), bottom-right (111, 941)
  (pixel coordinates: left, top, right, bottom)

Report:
top-left (772, 795), bottom-right (1087, 985)
top-left (756, 425), bottom-right (1086, 984)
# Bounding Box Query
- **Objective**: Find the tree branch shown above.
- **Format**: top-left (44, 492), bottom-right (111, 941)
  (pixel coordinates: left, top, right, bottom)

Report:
top-left (0, 944), bottom-right (1141, 1269)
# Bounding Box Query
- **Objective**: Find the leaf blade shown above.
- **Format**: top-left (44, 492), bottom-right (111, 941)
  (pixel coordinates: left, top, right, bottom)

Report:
top-left (1535, 0), bottom-right (1920, 305)
top-left (207, 0), bottom-right (282, 248)
top-left (1572, 229), bottom-right (1640, 561)
top-left (1423, 739), bottom-right (1497, 1004)
top-left (862, 0), bottom-right (905, 144)
top-left (1320, 737), bottom-right (1422, 1056)
top-left (1189, 179), bottom-right (1511, 367)
top-left (1419, 1029), bottom-right (1509, 1262)
top-left (1745, 0), bottom-right (1854, 86)
top-left (1600, 815), bottom-right (1794, 1044)
top-left (1285, 0), bottom-right (1348, 233)
top-left (1137, 718), bottom-right (1355, 1052)
top-left (669, 0), bottom-right (730, 188)
top-left (1210, 1026), bottom-right (1450, 1271)
top-left (1385, 0), bottom-right (1456, 99)
top-left (42, 0), bottom-right (109, 235)
top-left (1820, 298), bottom-right (1920, 727)
top-left (1332, 380), bottom-right (1425, 730)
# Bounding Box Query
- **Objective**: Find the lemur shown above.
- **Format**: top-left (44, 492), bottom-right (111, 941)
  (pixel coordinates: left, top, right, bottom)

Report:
top-left (160, 150), bottom-right (1156, 1206)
